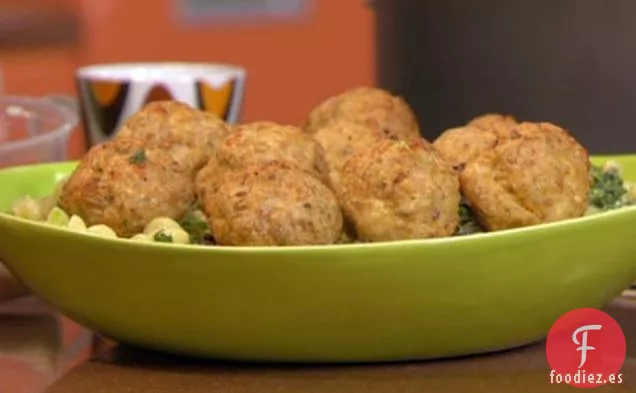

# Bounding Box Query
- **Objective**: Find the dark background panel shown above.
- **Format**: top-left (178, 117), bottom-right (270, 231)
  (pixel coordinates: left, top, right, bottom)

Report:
top-left (376, 0), bottom-right (636, 153)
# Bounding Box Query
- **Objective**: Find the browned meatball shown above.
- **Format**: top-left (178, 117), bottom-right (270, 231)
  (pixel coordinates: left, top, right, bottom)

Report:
top-left (305, 87), bottom-right (421, 140)
top-left (433, 126), bottom-right (498, 171)
top-left (115, 100), bottom-right (231, 172)
top-left (509, 121), bottom-right (586, 155)
top-left (194, 159), bottom-right (223, 203)
top-left (195, 121), bottom-right (327, 201)
top-left (311, 120), bottom-right (386, 191)
top-left (460, 122), bottom-right (590, 231)
top-left (467, 113), bottom-right (518, 139)
top-left (59, 139), bottom-right (195, 237)
top-left (338, 138), bottom-right (461, 242)
top-left (216, 121), bottom-right (325, 176)
top-left (201, 162), bottom-right (343, 246)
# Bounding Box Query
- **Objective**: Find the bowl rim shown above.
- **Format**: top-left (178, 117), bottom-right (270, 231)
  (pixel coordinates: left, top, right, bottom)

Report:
top-left (1, 157), bottom-right (635, 254)
top-left (0, 95), bottom-right (78, 154)
top-left (76, 62), bottom-right (247, 82)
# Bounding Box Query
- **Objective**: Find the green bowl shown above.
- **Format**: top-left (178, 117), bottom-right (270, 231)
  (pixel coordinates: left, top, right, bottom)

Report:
top-left (0, 156), bottom-right (635, 362)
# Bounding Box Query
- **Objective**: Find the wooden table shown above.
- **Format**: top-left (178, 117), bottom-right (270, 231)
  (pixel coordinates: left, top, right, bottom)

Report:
top-left (1, 295), bottom-right (635, 393)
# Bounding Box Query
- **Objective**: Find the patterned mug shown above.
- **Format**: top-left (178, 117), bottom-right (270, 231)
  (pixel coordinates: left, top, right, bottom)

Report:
top-left (75, 62), bottom-right (247, 147)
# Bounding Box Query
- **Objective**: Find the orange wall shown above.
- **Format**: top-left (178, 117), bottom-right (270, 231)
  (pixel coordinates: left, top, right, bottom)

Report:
top-left (2, 1), bottom-right (79, 94)
top-left (3, 0), bottom-right (375, 158)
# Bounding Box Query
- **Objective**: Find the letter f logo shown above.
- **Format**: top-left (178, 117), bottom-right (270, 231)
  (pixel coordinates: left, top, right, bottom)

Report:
top-left (572, 324), bottom-right (602, 368)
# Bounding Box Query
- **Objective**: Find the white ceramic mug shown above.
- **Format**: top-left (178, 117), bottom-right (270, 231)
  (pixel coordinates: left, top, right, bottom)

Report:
top-left (75, 62), bottom-right (247, 147)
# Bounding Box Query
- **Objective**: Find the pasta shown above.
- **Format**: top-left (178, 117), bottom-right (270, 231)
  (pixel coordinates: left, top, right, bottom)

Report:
top-left (86, 225), bottom-right (118, 239)
top-left (11, 196), bottom-right (44, 221)
top-left (8, 192), bottom-right (193, 244)
top-left (143, 217), bottom-right (190, 244)
top-left (130, 233), bottom-right (153, 242)
top-left (46, 207), bottom-right (69, 227)
top-left (67, 215), bottom-right (87, 232)
top-left (39, 175), bottom-right (68, 216)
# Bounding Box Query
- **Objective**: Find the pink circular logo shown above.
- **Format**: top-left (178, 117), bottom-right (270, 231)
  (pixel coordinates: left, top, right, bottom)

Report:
top-left (546, 308), bottom-right (626, 388)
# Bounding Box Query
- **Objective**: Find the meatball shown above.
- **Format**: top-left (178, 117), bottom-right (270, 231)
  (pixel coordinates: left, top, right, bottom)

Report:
top-left (312, 120), bottom-right (386, 191)
top-left (201, 162), bottom-right (343, 246)
top-left (59, 140), bottom-right (195, 237)
top-left (338, 138), bottom-right (461, 242)
top-left (115, 100), bottom-right (231, 172)
top-left (510, 121), bottom-right (588, 159)
top-left (197, 121), bottom-right (326, 199)
top-left (460, 122), bottom-right (590, 231)
top-left (305, 87), bottom-right (421, 140)
top-left (468, 113), bottom-right (518, 139)
top-left (218, 121), bottom-right (324, 173)
top-left (194, 159), bottom-right (223, 203)
top-left (433, 126), bottom-right (498, 171)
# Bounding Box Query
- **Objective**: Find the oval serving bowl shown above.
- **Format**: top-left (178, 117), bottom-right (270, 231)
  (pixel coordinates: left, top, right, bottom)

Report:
top-left (0, 156), bottom-right (635, 362)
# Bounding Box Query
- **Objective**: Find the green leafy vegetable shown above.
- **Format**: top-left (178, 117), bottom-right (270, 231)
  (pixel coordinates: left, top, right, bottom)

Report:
top-left (455, 200), bottom-right (484, 236)
top-left (179, 210), bottom-right (214, 244)
top-left (589, 164), bottom-right (627, 210)
top-left (153, 230), bottom-right (173, 243)
top-left (129, 149), bottom-right (147, 165)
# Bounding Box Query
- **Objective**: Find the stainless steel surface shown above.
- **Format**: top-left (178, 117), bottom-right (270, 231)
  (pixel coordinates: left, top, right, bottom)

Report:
top-left (375, 0), bottom-right (636, 153)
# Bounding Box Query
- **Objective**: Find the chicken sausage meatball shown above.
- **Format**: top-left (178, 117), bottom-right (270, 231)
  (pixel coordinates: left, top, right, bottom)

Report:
top-left (194, 160), bottom-right (223, 203)
top-left (201, 162), bottom-right (343, 246)
top-left (59, 140), bottom-right (195, 237)
top-left (468, 113), bottom-right (518, 139)
top-left (312, 120), bottom-right (386, 191)
top-left (433, 126), bottom-right (498, 171)
top-left (338, 138), bottom-right (461, 241)
top-left (305, 87), bottom-right (421, 140)
top-left (510, 121), bottom-right (589, 160)
top-left (460, 122), bottom-right (590, 231)
top-left (196, 121), bottom-right (327, 201)
top-left (115, 100), bottom-right (230, 173)
top-left (216, 121), bottom-right (325, 176)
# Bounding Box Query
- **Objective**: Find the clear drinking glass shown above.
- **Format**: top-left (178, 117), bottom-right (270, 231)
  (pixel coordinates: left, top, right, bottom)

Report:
top-left (0, 70), bottom-right (79, 301)
top-left (0, 95), bottom-right (78, 168)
